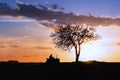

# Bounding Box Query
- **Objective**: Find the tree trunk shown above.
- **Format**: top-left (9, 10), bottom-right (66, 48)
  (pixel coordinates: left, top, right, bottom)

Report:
top-left (76, 54), bottom-right (79, 62)
top-left (75, 45), bottom-right (81, 62)
top-left (75, 46), bottom-right (78, 62)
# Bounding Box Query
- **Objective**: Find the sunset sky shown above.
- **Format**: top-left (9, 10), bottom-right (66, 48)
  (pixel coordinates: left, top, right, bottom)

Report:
top-left (0, 0), bottom-right (120, 62)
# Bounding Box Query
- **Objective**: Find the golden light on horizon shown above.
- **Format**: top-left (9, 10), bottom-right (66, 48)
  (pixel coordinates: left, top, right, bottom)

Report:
top-left (69, 25), bottom-right (119, 62)
top-left (70, 41), bottom-right (112, 62)
top-left (1, 22), bottom-right (120, 63)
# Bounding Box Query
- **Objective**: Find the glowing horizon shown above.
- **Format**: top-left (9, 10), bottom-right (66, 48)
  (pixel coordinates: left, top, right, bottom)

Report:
top-left (0, 20), bottom-right (120, 63)
top-left (0, 0), bottom-right (120, 63)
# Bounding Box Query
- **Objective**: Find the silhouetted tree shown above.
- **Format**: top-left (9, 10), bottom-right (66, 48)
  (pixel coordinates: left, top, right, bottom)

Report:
top-left (51, 24), bottom-right (101, 62)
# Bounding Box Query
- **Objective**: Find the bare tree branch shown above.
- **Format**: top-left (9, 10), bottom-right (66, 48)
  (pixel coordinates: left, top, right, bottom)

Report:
top-left (51, 24), bottom-right (101, 62)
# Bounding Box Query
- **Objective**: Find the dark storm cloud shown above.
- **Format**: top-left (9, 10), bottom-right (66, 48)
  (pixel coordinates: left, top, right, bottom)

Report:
top-left (0, 3), bottom-right (18, 16)
top-left (0, 2), bottom-right (120, 27)
top-left (45, 1), bottom-right (64, 12)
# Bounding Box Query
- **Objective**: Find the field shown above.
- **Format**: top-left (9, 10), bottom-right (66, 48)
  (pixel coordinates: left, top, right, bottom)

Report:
top-left (0, 61), bottom-right (120, 80)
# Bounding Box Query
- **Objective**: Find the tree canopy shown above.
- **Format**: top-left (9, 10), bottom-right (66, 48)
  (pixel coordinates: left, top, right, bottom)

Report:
top-left (51, 24), bottom-right (101, 62)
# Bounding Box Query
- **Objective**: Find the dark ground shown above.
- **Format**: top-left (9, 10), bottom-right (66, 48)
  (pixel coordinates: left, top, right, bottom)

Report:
top-left (0, 61), bottom-right (120, 80)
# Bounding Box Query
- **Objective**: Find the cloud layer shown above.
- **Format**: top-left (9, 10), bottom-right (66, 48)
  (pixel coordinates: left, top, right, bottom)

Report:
top-left (0, 1), bottom-right (120, 27)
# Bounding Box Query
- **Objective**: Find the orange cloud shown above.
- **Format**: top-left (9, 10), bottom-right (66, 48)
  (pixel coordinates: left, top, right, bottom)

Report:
top-left (9, 45), bottom-right (21, 48)
top-left (35, 46), bottom-right (53, 50)
top-left (116, 43), bottom-right (120, 45)
top-left (0, 45), bottom-right (5, 48)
